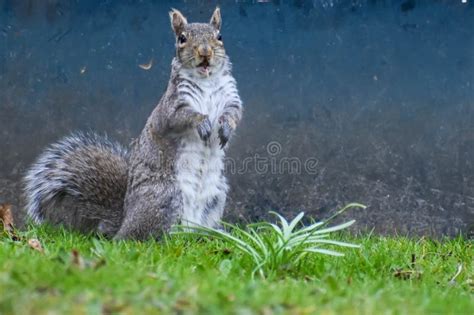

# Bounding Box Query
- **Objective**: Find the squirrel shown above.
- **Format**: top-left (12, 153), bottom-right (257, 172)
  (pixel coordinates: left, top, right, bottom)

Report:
top-left (23, 7), bottom-right (243, 240)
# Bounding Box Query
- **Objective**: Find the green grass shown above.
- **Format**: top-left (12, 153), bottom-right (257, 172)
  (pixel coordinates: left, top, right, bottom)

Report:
top-left (0, 225), bottom-right (472, 315)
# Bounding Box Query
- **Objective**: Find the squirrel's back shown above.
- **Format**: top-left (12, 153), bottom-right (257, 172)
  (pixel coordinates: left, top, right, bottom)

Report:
top-left (24, 132), bottom-right (128, 234)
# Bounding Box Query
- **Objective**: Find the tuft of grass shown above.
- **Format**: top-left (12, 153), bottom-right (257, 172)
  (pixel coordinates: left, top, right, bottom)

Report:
top-left (0, 224), bottom-right (473, 314)
top-left (173, 203), bottom-right (366, 278)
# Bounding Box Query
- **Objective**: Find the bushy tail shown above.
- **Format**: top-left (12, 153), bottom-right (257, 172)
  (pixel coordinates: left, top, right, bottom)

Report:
top-left (24, 132), bottom-right (128, 232)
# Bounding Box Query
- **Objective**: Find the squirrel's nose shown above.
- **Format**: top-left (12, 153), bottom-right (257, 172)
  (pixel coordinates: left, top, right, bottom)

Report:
top-left (197, 45), bottom-right (213, 58)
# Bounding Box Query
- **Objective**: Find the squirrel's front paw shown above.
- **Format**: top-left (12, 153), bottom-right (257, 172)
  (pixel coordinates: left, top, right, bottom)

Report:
top-left (218, 116), bottom-right (233, 149)
top-left (196, 115), bottom-right (212, 142)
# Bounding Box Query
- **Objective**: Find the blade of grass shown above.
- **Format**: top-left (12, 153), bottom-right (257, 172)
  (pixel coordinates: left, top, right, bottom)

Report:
top-left (313, 220), bottom-right (356, 235)
top-left (304, 247), bottom-right (345, 256)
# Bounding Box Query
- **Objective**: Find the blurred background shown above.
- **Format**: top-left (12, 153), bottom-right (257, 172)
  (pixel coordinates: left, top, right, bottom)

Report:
top-left (0, 0), bottom-right (473, 236)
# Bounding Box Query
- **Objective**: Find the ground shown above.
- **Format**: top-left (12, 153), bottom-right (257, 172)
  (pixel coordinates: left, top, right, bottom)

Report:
top-left (0, 225), bottom-right (472, 315)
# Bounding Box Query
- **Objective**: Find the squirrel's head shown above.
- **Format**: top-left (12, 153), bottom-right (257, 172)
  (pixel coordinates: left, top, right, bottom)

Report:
top-left (169, 7), bottom-right (225, 78)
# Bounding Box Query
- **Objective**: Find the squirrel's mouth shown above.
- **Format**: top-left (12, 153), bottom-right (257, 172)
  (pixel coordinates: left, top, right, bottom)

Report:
top-left (197, 59), bottom-right (210, 68)
top-left (196, 59), bottom-right (211, 76)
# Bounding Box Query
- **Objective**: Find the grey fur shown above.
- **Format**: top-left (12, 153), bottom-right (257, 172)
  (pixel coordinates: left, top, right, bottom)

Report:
top-left (24, 132), bottom-right (128, 236)
top-left (23, 8), bottom-right (243, 240)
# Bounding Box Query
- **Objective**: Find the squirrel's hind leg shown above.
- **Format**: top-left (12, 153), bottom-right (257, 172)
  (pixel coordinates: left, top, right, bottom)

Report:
top-left (114, 183), bottom-right (182, 241)
top-left (97, 217), bottom-right (123, 238)
top-left (94, 203), bottom-right (125, 238)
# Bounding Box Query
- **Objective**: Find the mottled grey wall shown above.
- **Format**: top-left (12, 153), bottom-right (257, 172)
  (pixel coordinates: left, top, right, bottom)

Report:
top-left (0, 0), bottom-right (473, 236)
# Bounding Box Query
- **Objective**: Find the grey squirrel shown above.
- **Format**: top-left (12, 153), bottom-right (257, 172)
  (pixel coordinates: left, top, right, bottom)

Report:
top-left (23, 8), bottom-right (243, 240)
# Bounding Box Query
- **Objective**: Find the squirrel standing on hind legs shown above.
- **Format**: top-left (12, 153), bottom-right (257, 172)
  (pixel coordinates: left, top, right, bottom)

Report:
top-left (23, 8), bottom-right (243, 240)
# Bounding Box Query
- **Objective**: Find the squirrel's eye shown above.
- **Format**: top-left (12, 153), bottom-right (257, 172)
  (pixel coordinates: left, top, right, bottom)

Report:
top-left (217, 33), bottom-right (222, 41)
top-left (178, 34), bottom-right (187, 44)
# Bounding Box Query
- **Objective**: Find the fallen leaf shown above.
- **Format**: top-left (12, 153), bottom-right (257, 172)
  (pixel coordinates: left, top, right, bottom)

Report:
top-left (0, 203), bottom-right (15, 234)
top-left (1, 204), bottom-right (20, 241)
top-left (71, 249), bottom-right (85, 269)
top-left (69, 249), bottom-right (105, 270)
top-left (139, 58), bottom-right (153, 70)
top-left (28, 238), bottom-right (44, 253)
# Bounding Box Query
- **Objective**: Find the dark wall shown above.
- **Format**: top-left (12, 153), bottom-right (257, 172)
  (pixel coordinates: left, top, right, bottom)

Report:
top-left (0, 0), bottom-right (473, 236)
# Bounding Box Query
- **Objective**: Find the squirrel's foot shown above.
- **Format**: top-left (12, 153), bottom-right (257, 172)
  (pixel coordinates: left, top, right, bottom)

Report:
top-left (218, 116), bottom-right (233, 148)
top-left (196, 115), bottom-right (212, 143)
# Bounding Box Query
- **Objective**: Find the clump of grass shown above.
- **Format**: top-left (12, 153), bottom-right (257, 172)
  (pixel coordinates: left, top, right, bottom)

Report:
top-left (173, 203), bottom-right (366, 278)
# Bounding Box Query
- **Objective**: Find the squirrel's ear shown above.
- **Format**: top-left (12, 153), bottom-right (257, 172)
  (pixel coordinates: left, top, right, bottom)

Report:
top-left (210, 7), bottom-right (221, 31)
top-left (169, 8), bottom-right (187, 36)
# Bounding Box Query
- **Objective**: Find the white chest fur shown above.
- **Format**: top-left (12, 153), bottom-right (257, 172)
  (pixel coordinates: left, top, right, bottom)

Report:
top-left (175, 70), bottom-right (235, 227)
top-left (179, 70), bottom-right (235, 123)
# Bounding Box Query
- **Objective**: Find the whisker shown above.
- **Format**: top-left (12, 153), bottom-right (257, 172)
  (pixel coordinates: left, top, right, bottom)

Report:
top-left (181, 55), bottom-right (196, 65)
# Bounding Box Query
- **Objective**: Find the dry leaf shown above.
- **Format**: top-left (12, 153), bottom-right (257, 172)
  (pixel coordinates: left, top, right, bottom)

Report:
top-left (0, 203), bottom-right (14, 230)
top-left (139, 58), bottom-right (153, 70)
top-left (71, 249), bottom-right (85, 269)
top-left (28, 238), bottom-right (44, 253)
top-left (68, 249), bottom-right (105, 270)
top-left (0, 203), bottom-right (19, 240)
